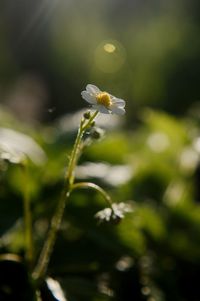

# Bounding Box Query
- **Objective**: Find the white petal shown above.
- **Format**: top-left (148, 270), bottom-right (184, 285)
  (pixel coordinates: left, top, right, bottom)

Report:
top-left (86, 84), bottom-right (100, 94)
top-left (81, 91), bottom-right (97, 104)
top-left (92, 104), bottom-right (110, 114)
top-left (111, 97), bottom-right (125, 107)
top-left (110, 104), bottom-right (126, 115)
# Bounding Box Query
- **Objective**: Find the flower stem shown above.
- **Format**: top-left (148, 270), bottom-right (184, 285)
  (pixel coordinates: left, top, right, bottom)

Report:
top-left (32, 110), bottom-right (98, 283)
top-left (66, 127), bottom-right (83, 186)
top-left (82, 111), bottom-right (98, 131)
top-left (71, 182), bottom-right (113, 208)
top-left (32, 189), bottom-right (70, 282)
top-left (21, 162), bottom-right (34, 268)
top-left (66, 111), bottom-right (98, 186)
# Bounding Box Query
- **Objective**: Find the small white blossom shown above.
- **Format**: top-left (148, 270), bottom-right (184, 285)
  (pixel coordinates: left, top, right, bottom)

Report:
top-left (95, 202), bottom-right (132, 223)
top-left (95, 207), bottom-right (113, 222)
top-left (81, 84), bottom-right (126, 115)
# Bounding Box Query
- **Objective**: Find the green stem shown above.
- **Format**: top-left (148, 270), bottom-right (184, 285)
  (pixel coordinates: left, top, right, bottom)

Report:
top-left (32, 110), bottom-right (98, 282)
top-left (21, 162), bottom-right (33, 268)
top-left (66, 111), bottom-right (98, 187)
top-left (72, 182), bottom-right (113, 208)
top-left (66, 127), bottom-right (83, 186)
top-left (82, 111), bottom-right (98, 131)
top-left (32, 189), bottom-right (70, 282)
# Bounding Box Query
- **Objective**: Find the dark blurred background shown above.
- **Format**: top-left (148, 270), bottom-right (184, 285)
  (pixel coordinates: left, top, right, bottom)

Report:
top-left (0, 0), bottom-right (200, 124)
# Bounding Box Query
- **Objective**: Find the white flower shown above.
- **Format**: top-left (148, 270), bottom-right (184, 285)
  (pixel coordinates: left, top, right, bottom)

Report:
top-left (95, 202), bottom-right (133, 224)
top-left (0, 128), bottom-right (46, 165)
top-left (81, 84), bottom-right (126, 115)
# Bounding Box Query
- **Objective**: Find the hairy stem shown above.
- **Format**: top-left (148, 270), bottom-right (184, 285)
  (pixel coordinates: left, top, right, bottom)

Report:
top-left (66, 111), bottom-right (98, 186)
top-left (32, 189), bottom-right (70, 281)
top-left (32, 110), bottom-right (98, 282)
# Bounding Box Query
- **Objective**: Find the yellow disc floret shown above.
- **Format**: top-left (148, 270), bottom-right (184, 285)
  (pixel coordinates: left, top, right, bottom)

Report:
top-left (96, 92), bottom-right (111, 108)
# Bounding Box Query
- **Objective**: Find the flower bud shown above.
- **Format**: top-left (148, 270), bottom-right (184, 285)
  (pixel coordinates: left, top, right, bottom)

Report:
top-left (83, 111), bottom-right (91, 119)
top-left (91, 127), bottom-right (104, 140)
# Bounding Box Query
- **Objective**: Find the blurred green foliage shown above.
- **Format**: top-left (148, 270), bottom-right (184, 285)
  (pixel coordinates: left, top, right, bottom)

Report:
top-left (0, 106), bottom-right (200, 301)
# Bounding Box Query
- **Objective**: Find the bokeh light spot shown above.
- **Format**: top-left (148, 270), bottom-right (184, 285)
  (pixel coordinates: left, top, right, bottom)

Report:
top-left (103, 43), bottom-right (116, 53)
top-left (95, 40), bottom-right (126, 73)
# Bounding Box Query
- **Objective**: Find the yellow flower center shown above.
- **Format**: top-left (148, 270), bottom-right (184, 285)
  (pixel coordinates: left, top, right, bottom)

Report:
top-left (96, 92), bottom-right (111, 108)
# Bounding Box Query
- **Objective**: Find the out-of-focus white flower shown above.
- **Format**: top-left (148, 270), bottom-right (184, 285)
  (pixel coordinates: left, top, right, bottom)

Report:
top-left (95, 202), bottom-right (133, 223)
top-left (81, 84), bottom-right (126, 115)
top-left (0, 128), bottom-right (46, 165)
top-left (76, 162), bottom-right (133, 186)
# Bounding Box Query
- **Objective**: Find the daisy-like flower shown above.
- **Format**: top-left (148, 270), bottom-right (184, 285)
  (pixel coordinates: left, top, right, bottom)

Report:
top-left (81, 84), bottom-right (126, 115)
top-left (95, 202), bottom-right (133, 224)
